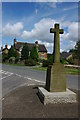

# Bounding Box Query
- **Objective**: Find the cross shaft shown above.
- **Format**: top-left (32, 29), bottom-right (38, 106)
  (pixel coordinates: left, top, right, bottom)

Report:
top-left (50, 24), bottom-right (64, 63)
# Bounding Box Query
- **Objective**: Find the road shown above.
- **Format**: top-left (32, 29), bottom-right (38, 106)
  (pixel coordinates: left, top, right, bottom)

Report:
top-left (0, 64), bottom-right (80, 97)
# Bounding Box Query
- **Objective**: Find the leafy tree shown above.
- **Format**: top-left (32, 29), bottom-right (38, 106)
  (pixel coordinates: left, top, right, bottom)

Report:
top-left (8, 46), bottom-right (20, 63)
top-left (69, 40), bottom-right (80, 64)
top-left (69, 49), bottom-right (75, 53)
top-left (70, 40), bottom-right (80, 61)
top-left (74, 40), bottom-right (80, 60)
top-left (48, 55), bottom-right (53, 65)
top-left (15, 51), bottom-right (20, 63)
top-left (21, 43), bottom-right (29, 60)
top-left (8, 46), bottom-right (16, 58)
top-left (30, 46), bottom-right (38, 61)
top-left (2, 53), bottom-right (9, 62)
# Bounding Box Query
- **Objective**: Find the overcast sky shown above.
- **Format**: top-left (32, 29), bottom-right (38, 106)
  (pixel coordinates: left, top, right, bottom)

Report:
top-left (2, 2), bottom-right (79, 53)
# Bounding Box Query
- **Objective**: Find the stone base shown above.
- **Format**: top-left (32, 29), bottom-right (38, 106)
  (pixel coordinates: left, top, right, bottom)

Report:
top-left (38, 87), bottom-right (77, 105)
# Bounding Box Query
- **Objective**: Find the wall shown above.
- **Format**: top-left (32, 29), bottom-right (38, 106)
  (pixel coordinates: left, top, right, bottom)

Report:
top-left (38, 52), bottom-right (47, 60)
top-left (3, 49), bottom-right (8, 54)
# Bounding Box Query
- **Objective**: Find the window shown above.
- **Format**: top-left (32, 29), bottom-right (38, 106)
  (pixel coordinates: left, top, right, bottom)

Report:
top-left (41, 52), bottom-right (44, 59)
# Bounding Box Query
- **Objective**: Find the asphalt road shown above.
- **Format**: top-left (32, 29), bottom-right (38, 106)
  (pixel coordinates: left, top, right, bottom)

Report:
top-left (1, 64), bottom-right (80, 97)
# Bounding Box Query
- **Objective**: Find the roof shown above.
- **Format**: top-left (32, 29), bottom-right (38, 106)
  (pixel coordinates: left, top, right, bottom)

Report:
top-left (2, 48), bottom-right (8, 51)
top-left (14, 42), bottom-right (47, 52)
top-left (47, 52), bottom-right (72, 60)
top-left (60, 52), bottom-right (72, 59)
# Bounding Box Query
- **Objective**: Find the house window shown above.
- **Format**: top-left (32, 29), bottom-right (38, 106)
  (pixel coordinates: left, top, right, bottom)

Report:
top-left (41, 52), bottom-right (44, 55)
top-left (41, 52), bottom-right (45, 59)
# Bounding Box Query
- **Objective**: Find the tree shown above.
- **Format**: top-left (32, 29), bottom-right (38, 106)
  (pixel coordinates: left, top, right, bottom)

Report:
top-left (70, 40), bottom-right (80, 61)
top-left (69, 49), bottom-right (75, 53)
top-left (8, 46), bottom-right (20, 63)
top-left (30, 46), bottom-right (38, 61)
top-left (74, 40), bottom-right (80, 60)
top-left (21, 43), bottom-right (29, 60)
top-left (8, 46), bottom-right (16, 58)
top-left (2, 53), bottom-right (9, 62)
top-left (15, 51), bottom-right (20, 63)
top-left (69, 40), bottom-right (80, 64)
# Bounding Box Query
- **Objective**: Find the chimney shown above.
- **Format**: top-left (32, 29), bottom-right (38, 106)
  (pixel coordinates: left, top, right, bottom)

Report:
top-left (35, 41), bottom-right (38, 46)
top-left (14, 38), bottom-right (17, 45)
top-left (5, 44), bottom-right (7, 49)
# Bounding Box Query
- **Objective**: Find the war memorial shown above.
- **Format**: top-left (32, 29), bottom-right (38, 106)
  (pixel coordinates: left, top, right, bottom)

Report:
top-left (38, 23), bottom-right (77, 105)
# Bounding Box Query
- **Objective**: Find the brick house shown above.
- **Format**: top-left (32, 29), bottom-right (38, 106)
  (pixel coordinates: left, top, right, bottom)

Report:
top-left (14, 38), bottom-right (47, 60)
top-left (2, 45), bottom-right (8, 54)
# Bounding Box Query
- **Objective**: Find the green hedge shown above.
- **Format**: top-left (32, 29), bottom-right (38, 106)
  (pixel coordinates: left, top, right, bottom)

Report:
top-left (25, 59), bottom-right (36, 66)
top-left (42, 59), bottom-right (53, 67)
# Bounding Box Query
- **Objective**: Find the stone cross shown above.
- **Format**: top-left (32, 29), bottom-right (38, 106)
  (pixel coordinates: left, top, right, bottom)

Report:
top-left (50, 24), bottom-right (64, 63)
top-left (46, 23), bottom-right (66, 92)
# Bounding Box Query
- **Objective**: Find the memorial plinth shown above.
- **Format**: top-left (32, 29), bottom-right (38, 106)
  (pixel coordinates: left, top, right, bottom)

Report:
top-left (46, 63), bottom-right (66, 92)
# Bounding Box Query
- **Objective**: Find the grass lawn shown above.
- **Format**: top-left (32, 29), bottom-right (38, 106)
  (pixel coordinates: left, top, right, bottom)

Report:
top-left (33, 66), bottom-right (80, 75)
top-left (66, 67), bottom-right (80, 75)
top-left (2, 62), bottom-right (80, 75)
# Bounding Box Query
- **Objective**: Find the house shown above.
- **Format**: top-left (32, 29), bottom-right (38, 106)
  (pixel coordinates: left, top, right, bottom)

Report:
top-left (13, 38), bottom-right (47, 60)
top-left (2, 45), bottom-right (8, 54)
top-left (60, 52), bottom-right (72, 60)
top-left (47, 52), bottom-right (72, 61)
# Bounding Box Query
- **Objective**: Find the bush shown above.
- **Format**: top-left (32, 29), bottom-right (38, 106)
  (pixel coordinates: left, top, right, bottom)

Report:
top-left (64, 60), bottom-right (69, 65)
top-left (9, 57), bottom-right (15, 64)
top-left (42, 60), bottom-right (49, 67)
top-left (42, 57), bottom-right (53, 67)
top-left (25, 59), bottom-right (36, 66)
top-left (60, 58), bottom-right (64, 64)
top-left (67, 56), bottom-right (74, 65)
top-left (2, 53), bottom-right (9, 62)
top-left (39, 59), bottom-right (44, 63)
top-left (36, 62), bottom-right (40, 65)
top-left (15, 57), bottom-right (20, 64)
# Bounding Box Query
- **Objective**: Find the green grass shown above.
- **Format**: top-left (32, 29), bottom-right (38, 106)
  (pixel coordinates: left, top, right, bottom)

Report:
top-left (2, 62), bottom-right (80, 75)
top-left (66, 68), bottom-right (80, 75)
top-left (33, 67), bottom-right (47, 71)
top-left (33, 66), bottom-right (80, 75)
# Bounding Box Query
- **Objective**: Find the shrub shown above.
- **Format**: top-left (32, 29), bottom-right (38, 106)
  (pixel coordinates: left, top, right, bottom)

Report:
top-left (67, 56), bottom-right (74, 65)
top-left (64, 60), bottom-right (69, 65)
top-left (25, 59), bottom-right (36, 66)
top-left (42, 60), bottom-right (49, 67)
top-left (39, 59), bottom-right (44, 63)
top-left (9, 57), bottom-right (15, 64)
top-left (42, 57), bottom-right (53, 67)
top-left (36, 62), bottom-right (40, 65)
top-left (2, 53), bottom-right (9, 62)
top-left (60, 58), bottom-right (64, 64)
